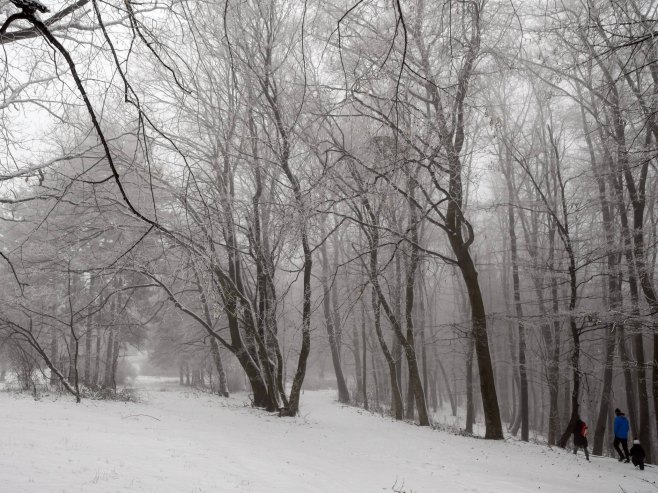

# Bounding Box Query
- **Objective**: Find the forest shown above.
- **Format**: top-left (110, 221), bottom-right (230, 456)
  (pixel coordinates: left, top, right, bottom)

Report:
top-left (0, 0), bottom-right (657, 476)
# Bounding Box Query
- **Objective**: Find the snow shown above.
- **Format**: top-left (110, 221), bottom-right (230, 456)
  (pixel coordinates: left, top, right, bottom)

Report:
top-left (0, 378), bottom-right (655, 493)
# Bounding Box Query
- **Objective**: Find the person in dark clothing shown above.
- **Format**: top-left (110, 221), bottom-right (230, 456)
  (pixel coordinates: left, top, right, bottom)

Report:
top-left (613, 408), bottom-right (631, 463)
top-left (629, 439), bottom-right (646, 471)
top-left (573, 416), bottom-right (590, 461)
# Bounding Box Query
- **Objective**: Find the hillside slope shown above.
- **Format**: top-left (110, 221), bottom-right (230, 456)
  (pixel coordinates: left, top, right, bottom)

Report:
top-left (0, 379), bottom-right (654, 493)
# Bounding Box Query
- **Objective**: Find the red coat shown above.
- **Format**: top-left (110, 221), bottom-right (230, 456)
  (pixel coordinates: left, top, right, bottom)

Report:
top-left (573, 419), bottom-right (588, 447)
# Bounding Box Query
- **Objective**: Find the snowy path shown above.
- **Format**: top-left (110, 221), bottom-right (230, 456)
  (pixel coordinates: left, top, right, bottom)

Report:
top-left (0, 380), bottom-right (655, 493)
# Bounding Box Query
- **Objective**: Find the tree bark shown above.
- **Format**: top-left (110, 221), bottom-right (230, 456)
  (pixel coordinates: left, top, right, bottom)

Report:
top-left (371, 285), bottom-right (404, 420)
top-left (352, 322), bottom-right (363, 398)
top-left (84, 325), bottom-right (93, 386)
top-left (361, 304), bottom-right (368, 410)
top-left (504, 167), bottom-right (529, 441)
top-left (465, 336), bottom-right (475, 434)
top-left (210, 337), bottom-right (229, 397)
top-left (319, 229), bottom-right (350, 403)
top-left (103, 329), bottom-right (114, 388)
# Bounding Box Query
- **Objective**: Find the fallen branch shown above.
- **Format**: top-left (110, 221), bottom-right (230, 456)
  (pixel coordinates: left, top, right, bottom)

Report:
top-left (121, 414), bottom-right (161, 421)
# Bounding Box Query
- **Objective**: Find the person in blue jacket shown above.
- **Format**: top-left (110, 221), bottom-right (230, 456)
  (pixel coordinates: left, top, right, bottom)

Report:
top-left (613, 408), bottom-right (630, 463)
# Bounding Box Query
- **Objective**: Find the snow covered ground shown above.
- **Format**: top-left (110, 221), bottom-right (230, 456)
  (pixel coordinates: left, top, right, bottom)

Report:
top-left (0, 378), bottom-right (655, 493)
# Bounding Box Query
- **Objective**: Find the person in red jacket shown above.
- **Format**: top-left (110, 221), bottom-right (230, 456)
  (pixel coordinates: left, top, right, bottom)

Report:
top-left (573, 416), bottom-right (590, 461)
top-left (629, 439), bottom-right (646, 471)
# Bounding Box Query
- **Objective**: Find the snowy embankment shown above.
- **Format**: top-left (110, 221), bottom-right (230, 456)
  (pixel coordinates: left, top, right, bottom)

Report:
top-left (0, 379), bottom-right (655, 493)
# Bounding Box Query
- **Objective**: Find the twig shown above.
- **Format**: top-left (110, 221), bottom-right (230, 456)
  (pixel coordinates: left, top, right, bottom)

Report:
top-left (122, 414), bottom-right (161, 421)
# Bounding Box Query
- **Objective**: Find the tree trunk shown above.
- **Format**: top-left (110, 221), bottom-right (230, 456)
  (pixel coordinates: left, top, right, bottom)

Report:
top-left (558, 315), bottom-right (581, 448)
top-left (110, 326), bottom-right (120, 391)
top-left (401, 177), bottom-right (429, 424)
top-left (419, 289), bottom-right (428, 401)
top-left (84, 325), bottom-right (93, 386)
top-left (436, 350), bottom-right (457, 416)
top-left (67, 329), bottom-right (76, 383)
top-left (593, 325), bottom-right (616, 455)
top-left (103, 329), bottom-right (114, 388)
top-left (462, 255), bottom-right (502, 439)
top-left (578, 98), bottom-right (618, 456)
top-left (361, 307), bottom-right (368, 410)
top-left (654, 332), bottom-right (658, 459)
top-left (210, 337), bottom-right (229, 397)
top-left (49, 329), bottom-right (58, 386)
top-left (370, 345), bottom-right (380, 410)
top-left (371, 286), bottom-right (403, 420)
top-left (430, 363), bottom-right (438, 413)
top-left (507, 190), bottom-right (529, 441)
top-left (547, 224), bottom-right (561, 446)
top-left (93, 327), bottom-right (101, 387)
top-left (619, 329), bottom-right (639, 436)
top-left (352, 322), bottom-right (363, 399)
top-left (406, 368), bottom-right (415, 420)
top-left (319, 232), bottom-right (350, 404)
top-left (392, 255), bottom-right (403, 412)
top-left (465, 336), bottom-right (475, 434)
